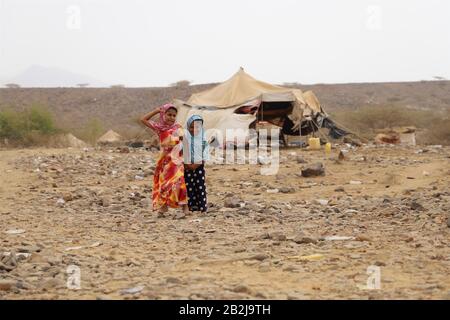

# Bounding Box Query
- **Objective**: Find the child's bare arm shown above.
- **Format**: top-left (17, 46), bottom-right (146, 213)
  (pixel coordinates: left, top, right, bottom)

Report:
top-left (140, 108), bottom-right (160, 129)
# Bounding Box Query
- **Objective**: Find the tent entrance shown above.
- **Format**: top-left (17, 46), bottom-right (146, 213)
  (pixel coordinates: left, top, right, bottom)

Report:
top-left (255, 101), bottom-right (294, 146)
top-left (257, 101), bottom-right (293, 123)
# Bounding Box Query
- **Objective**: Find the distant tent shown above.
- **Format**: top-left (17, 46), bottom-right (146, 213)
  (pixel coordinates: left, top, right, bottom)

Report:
top-left (173, 68), bottom-right (347, 146)
top-left (97, 130), bottom-right (123, 144)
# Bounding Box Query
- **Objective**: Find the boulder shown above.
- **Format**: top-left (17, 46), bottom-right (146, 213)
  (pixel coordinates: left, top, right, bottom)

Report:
top-left (301, 162), bottom-right (325, 177)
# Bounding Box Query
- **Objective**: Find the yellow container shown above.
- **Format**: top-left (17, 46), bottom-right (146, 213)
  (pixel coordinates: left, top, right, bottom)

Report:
top-left (308, 137), bottom-right (321, 150)
top-left (325, 142), bottom-right (332, 154)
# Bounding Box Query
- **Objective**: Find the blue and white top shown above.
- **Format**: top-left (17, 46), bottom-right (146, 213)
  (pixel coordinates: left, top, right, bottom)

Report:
top-left (183, 115), bottom-right (209, 164)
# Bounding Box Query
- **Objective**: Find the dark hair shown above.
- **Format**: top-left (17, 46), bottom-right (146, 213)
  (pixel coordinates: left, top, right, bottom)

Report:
top-left (166, 107), bottom-right (177, 113)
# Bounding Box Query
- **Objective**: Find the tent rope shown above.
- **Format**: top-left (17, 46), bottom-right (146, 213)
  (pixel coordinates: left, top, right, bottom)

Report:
top-left (310, 117), bottom-right (330, 143)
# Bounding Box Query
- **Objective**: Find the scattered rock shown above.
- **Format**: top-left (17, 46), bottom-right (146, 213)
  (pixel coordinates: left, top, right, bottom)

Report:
top-left (166, 277), bottom-right (182, 284)
top-left (279, 187), bottom-right (295, 194)
top-left (293, 235), bottom-right (317, 244)
top-left (224, 197), bottom-right (242, 208)
top-left (301, 162), bottom-right (325, 177)
top-left (0, 280), bottom-right (17, 291)
top-left (100, 197), bottom-right (112, 207)
top-left (232, 284), bottom-right (251, 294)
top-left (174, 212), bottom-right (186, 220)
top-left (355, 235), bottom-right (371, 242)
top-left (63, 193), bottom-right (73, 202)
top-left (17, 245), bottom-right (42, 253)
top-left (249, 253), bottom-right (270, 261)
top-left (296, 156), bottom-right (307, 164)
top-left (41, 278), bottom-right (63, 290)
top-left (269, 232), bottom-right (287, 241)
top-left (410, 201), bottom-right (425, 211)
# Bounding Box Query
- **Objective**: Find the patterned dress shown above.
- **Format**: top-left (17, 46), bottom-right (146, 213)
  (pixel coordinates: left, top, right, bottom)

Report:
top-left (151, 124), bottom-right (187, 210)
top-left (185, 164), bottom-right (207, 212)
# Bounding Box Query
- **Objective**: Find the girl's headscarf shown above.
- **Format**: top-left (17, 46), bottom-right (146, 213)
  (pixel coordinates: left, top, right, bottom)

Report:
top-left (183, 115), bottom-right (209, 164)
top-left (147, 103), bottom-right (179, 134)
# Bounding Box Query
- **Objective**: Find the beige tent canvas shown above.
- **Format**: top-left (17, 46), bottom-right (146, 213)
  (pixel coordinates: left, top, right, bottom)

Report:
top-left (97, 130), bottom-right (123, 144)
top-left (174, 68), bottom-right (347, 146)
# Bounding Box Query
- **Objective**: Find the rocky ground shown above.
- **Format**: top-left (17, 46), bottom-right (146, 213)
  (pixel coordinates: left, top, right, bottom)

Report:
top-left (0, 143), bottom-right (449, 300)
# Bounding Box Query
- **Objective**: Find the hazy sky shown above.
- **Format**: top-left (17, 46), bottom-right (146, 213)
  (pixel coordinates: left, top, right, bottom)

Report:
top-left (1, 0), bottom-right (449, 86)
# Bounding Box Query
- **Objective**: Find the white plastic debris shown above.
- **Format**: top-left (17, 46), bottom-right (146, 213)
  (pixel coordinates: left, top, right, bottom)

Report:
top-left (324, 236), bottom-right (355, 241)
top-left (5, 229), bottom-right (26, 235)
top-left (120, 286), bottom-right (145, 295)
top-left (315, 199), bottom-right (329, 206)
top-left (2, 252), bottom-right (31, 259)
top-left (349, 180), bottom-right (363, 185)
top-left (65, 242), bottom-right (102, 252)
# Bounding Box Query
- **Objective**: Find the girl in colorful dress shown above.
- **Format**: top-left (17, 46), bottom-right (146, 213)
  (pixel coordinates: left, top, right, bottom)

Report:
top-left (182, 115), bottom-right (209, 213)
top-left (141, 104), bottom-right (188, 216)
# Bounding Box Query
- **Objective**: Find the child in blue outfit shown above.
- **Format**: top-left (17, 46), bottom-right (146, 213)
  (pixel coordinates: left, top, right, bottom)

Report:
top-left (183, 115), bottom-right (209, 213)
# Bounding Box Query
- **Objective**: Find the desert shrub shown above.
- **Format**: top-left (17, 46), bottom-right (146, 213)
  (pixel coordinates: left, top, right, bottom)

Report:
top-left (0, 105), bottom-right (59, 145)
top-left (420, 117), bottom-right (450, 145)
top-left (333, 105), bottom-right (420, 136)
top-left (331, 105), bottom-right (450, 145)
top-left (77, 118), bottom-right (104, 145)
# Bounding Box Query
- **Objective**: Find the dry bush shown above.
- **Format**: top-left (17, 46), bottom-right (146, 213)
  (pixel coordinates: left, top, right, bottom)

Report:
top-left (75, 118), bottom-right (104, 145)
top-left (0, 104), bottom-right (61, 147)
top-left (332, 105), bottom-right (425, 137)
top-left (331, 105), bottom-right (450, 145)
top-left (420, 117), bottom-right (450, 145)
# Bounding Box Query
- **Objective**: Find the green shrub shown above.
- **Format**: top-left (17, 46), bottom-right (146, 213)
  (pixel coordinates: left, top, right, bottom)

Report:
top-left (0, 105), bottom-right (59, 145)
top-left (77, 118), bottom-right (104, 145)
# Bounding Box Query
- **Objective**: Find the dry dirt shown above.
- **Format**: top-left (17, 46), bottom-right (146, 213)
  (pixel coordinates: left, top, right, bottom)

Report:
top-left (0, 144), bottom-right (449, 300)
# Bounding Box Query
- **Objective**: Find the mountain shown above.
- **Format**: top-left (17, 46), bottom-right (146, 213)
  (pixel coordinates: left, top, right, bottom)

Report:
top-left (2, 65), bottom-right (108, 88)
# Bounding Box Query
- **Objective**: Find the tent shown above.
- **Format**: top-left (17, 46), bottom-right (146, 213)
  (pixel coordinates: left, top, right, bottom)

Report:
top-left (174, 68), bottom-right (347, 146)
top-left (97, 129), bottom-right (123, 145)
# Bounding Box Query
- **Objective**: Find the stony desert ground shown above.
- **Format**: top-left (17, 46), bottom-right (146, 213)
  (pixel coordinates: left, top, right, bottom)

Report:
top-left (1, 143), bottom-right (449, 300)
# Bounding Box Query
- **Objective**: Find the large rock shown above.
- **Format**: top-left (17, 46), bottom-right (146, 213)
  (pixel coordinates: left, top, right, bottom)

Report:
top-left (301, 162), bottom-right (325, 177)
top-left (293, 234), bottom-right (317, 244)
top-left (224, 197), bottom-right (242, 208)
